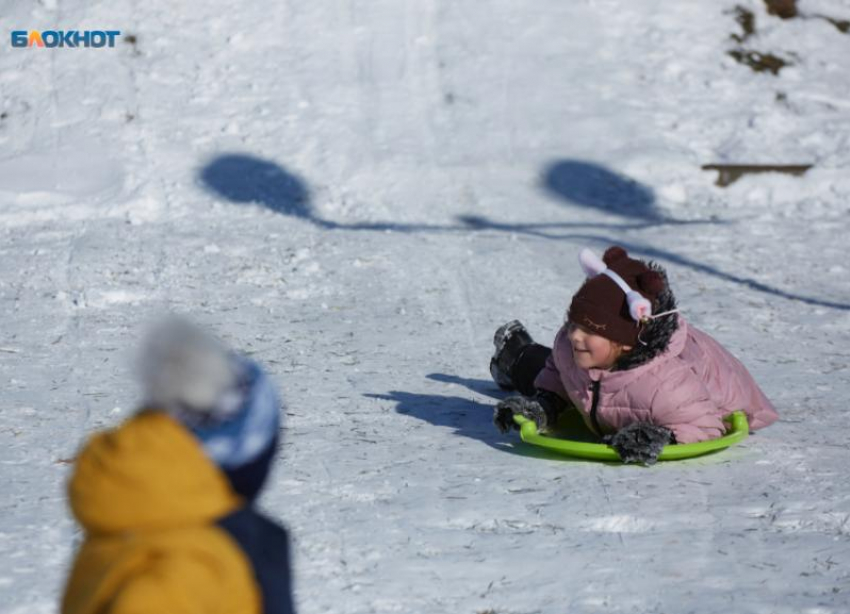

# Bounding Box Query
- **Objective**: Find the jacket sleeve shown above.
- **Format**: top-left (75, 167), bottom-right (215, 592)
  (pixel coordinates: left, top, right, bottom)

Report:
top-left (649, 365), bottom-right (727, 444)
top-left (533, 351), bottom-right (568, 399)
top-left (533, 328), bottom-right (570, 402)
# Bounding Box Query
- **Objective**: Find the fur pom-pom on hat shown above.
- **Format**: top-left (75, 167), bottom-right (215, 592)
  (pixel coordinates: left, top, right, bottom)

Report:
top-left (602, 246), bottom-right (629, 265)
top-left (138, 316), bottom-right (243, 420)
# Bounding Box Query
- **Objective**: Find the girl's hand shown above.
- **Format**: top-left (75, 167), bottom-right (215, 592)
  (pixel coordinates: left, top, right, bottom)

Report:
top-left (605, 422), bottom-right (674, 465)
top-left (493, 396), bottom-right (550, 433)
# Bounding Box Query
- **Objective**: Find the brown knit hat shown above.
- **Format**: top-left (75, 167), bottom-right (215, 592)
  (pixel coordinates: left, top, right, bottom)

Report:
top-left (567, 246), bottom-right (666, 346)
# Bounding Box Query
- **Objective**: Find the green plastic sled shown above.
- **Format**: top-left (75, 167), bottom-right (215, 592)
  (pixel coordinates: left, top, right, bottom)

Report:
top-left (512, 410), bottom-right (749, 462)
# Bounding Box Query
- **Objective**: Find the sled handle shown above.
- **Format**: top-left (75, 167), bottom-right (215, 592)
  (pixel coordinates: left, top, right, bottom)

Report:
top-left (511, 410), bottom-right (749, 462)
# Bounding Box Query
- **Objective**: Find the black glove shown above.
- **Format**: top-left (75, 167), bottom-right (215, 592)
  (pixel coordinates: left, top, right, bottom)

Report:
top-left (493, 391), bottom-right (568, 434)
top-left (493, 398), bottom-right (522, 433)
top-left (605, 422), bottom-right (675, 466)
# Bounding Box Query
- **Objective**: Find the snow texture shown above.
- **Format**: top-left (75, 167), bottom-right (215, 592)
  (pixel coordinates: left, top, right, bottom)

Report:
top-left (2, 0), bottom-right (850, 613)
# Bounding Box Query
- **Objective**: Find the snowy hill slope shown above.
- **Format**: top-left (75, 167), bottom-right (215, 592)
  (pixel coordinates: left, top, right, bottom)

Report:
top-left (1, 0), bottom-right (849, 612)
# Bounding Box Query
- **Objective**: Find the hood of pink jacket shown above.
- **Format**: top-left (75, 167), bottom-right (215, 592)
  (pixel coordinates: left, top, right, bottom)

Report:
top-left (534, 317), bottom-right (778, 443)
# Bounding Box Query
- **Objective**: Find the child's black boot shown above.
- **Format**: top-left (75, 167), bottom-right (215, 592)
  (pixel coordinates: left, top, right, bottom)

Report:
top-left (489, 320), bottom-right (534, 391)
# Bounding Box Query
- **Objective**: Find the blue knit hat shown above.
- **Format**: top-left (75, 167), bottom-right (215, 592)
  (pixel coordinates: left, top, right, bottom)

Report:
top-left (139, 317), bottom-right (281, 500)
top-left (189, 358), bottom-right (280, 469)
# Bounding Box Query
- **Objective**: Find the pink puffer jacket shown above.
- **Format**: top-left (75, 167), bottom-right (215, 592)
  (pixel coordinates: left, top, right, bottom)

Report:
top-left (533, 316), bottom-right (778, 443)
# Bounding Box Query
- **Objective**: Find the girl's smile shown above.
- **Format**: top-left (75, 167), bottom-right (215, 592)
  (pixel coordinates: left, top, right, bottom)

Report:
top-left (567, 322), bottom-right (631, 370)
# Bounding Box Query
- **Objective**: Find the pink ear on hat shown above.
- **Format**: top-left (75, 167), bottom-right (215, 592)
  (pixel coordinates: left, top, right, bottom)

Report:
top-left (602, 246), bottom-right (629, 266)
top-left (636, 271), bottom-right (665, 297)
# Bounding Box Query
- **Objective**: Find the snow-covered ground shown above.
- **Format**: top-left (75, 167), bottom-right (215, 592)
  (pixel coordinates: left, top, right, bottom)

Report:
top-left (2, 0), bottom-right (850, 612)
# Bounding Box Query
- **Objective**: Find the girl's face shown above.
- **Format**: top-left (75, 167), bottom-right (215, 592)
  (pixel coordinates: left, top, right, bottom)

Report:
top-left (566, 323), bottom-right (631, 370)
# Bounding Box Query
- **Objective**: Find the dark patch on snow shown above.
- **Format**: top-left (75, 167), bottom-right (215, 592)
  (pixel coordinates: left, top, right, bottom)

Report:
top-left (727, 48), bottom-right (790, 75)
top-left (723, 3), bottom-right (850, 76)
top-left (764, 0), bottom-right (797, 20)
top-left (822, 16), bottom-right (850, 33)
top-left (763, 0), bottom-right (848, 34)
top-left (124, 33), bottom-right (142, 57)
top-left (730, 6), bottom-right (756, 43)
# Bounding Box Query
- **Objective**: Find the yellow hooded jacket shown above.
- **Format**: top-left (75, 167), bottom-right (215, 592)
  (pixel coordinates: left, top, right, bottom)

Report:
top-left (62, 411), bottom-right (262, 614)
